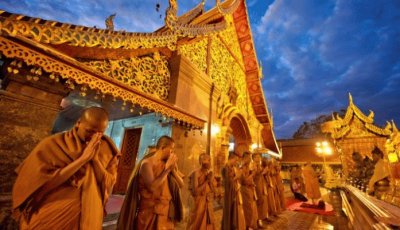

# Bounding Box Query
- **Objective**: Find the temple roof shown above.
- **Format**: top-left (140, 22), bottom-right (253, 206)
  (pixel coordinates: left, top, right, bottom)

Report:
top-left (321, 93), bottom-right (392, 139)
top-left (0, 0), bottom-right (279, 152)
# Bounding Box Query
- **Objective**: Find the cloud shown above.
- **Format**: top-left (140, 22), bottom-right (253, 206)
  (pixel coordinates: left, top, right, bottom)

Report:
top-left (252, 0), bottom-right (400, 138)
top-left (0, 0), bottom-right (189, 32)
top-left (1, 0), bottom-right (399, 139)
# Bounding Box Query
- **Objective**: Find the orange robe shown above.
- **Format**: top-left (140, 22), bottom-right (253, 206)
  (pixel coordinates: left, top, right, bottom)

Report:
top-left (136, 161), bottom-right (175, 230)
top-left (221, 164), bottom-right (245, 230)
top-left (275, 168), bottom-right (286, 211)
top-left (270, 168), bottom-right (282, 213)
top-left (303, 165), bottom-right (321, 199)
top-left (12, 127), bottom-right (120, 230)
top-left (187, 169), bottom-right (216, 230)
top-left (117, 153), bottom-right (183, 230)
top-left (264, 170), bottom-right (277, 216)
top-left (254, 165), bottom-right (269, 220)
top-left (240, 165), bottom-right (258, 229)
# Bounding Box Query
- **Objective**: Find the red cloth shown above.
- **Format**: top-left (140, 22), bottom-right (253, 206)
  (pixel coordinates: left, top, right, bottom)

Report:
top-left (287, 201), bottom-right (335, 216)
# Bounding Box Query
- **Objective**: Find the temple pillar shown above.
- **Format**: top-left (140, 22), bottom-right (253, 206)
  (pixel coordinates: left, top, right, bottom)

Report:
top-left (0, 63), bottom-right (69, 228)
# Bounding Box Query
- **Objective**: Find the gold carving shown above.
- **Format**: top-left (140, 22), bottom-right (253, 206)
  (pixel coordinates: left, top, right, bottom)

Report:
top-left (177, 14), bottom-right (260, 133)
top-left (0, 36), bottom-right (204, 128)
top-left (216, 0), bottom-right (242, 15)
top-left (105, 13), bottom-right (116, 31)
top-left (0, 10), bottom-right (178, 50)
top-left (165, 0), bottom-right (227, 37)
top-left (178, 38), bottom-right (208, 73)
top-left (322, 94), bottom-right (391, 139)
top-left (84, 52), bottom-right (170, 100)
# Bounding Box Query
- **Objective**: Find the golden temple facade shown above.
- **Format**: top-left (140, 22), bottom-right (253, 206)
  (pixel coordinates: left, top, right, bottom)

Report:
top-left (0, 0), bottom-right (280, 226)
top-left (322, 94), bottom-right (400, 207)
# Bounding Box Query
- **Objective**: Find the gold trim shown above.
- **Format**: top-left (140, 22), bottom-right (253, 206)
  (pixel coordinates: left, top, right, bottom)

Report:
top-left (0, 36), bottom-right (205, 128)
top-left (0, 10), bottom-right (178, 50)
top-left (323, 94), bottom-right (391, 138)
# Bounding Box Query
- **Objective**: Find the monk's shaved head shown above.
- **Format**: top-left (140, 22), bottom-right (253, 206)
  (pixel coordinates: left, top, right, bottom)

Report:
top-left (76, 107), bottom-right (109, 142)
top-left (80, 107), bottom-right (109, 123)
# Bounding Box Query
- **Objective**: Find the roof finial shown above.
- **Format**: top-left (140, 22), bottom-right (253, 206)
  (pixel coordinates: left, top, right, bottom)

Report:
top-left (348, 92), bottom-right (353, 105)
top-left (392, 120), bottom-right (398, 133)
top-left (105, 13), bottom-right (116, 31)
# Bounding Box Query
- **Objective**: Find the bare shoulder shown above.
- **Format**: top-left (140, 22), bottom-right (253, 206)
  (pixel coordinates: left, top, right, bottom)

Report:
top-left (139, 158), bottom-right (154, 173)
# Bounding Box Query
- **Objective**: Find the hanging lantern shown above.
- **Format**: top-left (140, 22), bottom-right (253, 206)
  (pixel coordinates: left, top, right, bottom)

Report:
top-left (121, 101), bottom-right (127, 111)
top-left (94, 91), bottom-right (101, 100)
top-left (65, 79), bottom-right (75, 90)
top-left (80, 85), bottom-right (88, 97)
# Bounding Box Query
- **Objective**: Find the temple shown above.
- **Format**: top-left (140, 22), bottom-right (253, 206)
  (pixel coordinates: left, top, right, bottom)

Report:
top-left (0, 0), bottom-right (281, 227)
top-left (1, 1), bottom-right (400, 229)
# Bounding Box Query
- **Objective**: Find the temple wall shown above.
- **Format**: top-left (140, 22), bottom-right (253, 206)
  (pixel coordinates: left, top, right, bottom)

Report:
top-left (106, 113), bottom-right (172, 160)
top-left (168, 53), bottom-right (221, 217)
top-left (0, 70), bottom-right (68, 228)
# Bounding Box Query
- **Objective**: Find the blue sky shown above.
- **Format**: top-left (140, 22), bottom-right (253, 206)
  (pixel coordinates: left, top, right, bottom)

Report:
top-left (1, 0), bottom-right (399, 138)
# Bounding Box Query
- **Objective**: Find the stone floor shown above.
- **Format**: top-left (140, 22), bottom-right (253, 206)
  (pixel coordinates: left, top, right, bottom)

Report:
top-left (104, 185), bottom-right (352, 230)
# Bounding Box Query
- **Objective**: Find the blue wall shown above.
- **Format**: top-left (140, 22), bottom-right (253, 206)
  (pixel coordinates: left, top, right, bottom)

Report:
top-left (105, 113), bottom-right (172, 161)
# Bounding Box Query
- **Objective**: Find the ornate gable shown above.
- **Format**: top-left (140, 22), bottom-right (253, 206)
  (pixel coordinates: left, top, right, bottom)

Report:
top-left (322, 93), bottom-right (392, 139)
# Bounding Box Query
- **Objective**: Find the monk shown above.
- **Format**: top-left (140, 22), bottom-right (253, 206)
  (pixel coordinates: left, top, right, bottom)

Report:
top-left (252, 152), bottom-right (269, 221)
top-left (290, 165), bottom-right (305, 193)
top-left (221, 152), bottom-right (245, 230)
top-left (274, 161), bottom-right (286, 211)
top-left (368, 147), bottom-right (390, 194)
top-left (12, 107), bottom-right (120, 230)
top-left (269, 160), bottom-right (282, 214)
top-left (240, 152), bottom-right (260, 229)
top-left (302, 162), bottom-right (321, 204)
top-left (187, 153), bottom-right (216, 230)
top-left (117, 136), bottom-right (184, 230)
top-left (262, 158), bottom-right (277, 217)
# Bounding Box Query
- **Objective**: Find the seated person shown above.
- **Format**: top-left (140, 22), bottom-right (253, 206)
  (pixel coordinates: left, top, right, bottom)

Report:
top-left (292, 177), bottom-right (308, 202)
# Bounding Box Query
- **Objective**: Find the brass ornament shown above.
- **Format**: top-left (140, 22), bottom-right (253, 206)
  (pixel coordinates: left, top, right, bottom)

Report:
top-left (0, 36), bottom-right (205, 128)
top-left (84, 52), bottom-right (170, 100)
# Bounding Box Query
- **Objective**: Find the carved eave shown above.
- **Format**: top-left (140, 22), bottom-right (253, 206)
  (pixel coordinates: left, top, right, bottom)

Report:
top-left (0, 10), bottom-right (178, 50)
top-left (231, 1), bottom-right (278, 152)
top-left (322, 94), bottom-right (391, 139)
top-left (0, 35), bottom-right (206, 128)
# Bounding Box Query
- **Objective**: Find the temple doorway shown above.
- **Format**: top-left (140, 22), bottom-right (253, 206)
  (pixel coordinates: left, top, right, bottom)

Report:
top-left (228, 115), bottom-right (252, 156)
top-left (113, 127), bottom-right (142, 194)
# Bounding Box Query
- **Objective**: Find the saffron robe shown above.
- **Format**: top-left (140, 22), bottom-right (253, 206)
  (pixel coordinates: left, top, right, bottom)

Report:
top-left (264, 169), bottom-right (277, 216)
top-left (12, 127), bottom-right (120, 230)
top-left (186, 169), bottom-right (216, 230)
top-left (270, 167), bottom-right (283, 213)
top-left (240, 165), bottom-right (258, 229)
top-left (302, 165), bottom-right (321, 199)
top-left (221, 164), bottom-right (245, 230)
top-left (116, 153), bottom-right (183, 230)
top-left (274, 168), bottom-right (286, 211)
top-left (368, 159), bottom-right (390, 192)
top-left (254, 165), bottom-right (269, 220)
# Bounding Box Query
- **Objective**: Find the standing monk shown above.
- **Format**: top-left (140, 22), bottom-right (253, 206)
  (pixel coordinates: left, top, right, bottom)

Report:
top-left (187, 153), bottom-right (216, 230)
top-left (263, 158), bottom-right (277, 217)
top-left (274, 161), bottom-right (286, 211)
top-left (12, 107), bottom-right (120, 230)
top-left (221, 152), bottom-right (245, 230)
top-left (240, 152), bottom-right (259, 229)
top-left (117, 136), bottom-right (184, 230)
top-left (252, 152), bottom-right (269, 221)
top-left (302, 162), bottom-right (321, 204)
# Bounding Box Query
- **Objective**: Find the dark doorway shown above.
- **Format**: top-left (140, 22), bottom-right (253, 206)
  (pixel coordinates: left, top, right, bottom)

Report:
top-left (113, 128), bottom-right (142, 194)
